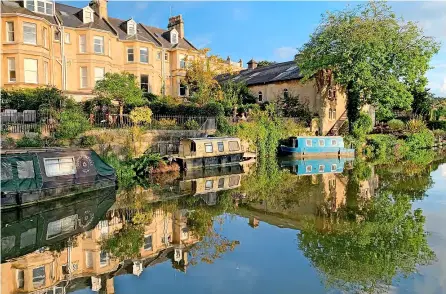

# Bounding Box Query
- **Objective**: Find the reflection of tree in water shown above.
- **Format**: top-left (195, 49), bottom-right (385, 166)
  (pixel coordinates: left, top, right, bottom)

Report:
top-left (185, 193), bottom-right (240, 265)
top-left (297, 161), bottom-right (437, 293)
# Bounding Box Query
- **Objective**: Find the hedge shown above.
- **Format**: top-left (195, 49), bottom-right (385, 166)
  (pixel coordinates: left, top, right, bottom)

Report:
top-left (427, 121), bottom-right (446, 131)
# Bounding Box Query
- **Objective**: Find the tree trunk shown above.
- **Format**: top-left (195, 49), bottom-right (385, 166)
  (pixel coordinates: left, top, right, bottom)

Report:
top-left (347, 81), bottom-right (360, 132)
top-left (119, 102), bottom-right (124, 125)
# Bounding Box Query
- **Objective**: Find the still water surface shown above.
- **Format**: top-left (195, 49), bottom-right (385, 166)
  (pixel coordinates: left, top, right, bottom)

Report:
top-left (2, 154), bottom-right (445, 294)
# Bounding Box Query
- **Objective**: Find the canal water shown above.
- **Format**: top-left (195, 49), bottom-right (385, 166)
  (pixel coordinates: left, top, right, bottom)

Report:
top-left (1, 153), bottom-right (445, 294)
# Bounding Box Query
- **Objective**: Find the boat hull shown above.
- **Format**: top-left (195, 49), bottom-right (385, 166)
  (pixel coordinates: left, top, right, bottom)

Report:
top-left (175, 153), bottom-right (244, 170)
top-left (279, 146), bottom-right (355, 158)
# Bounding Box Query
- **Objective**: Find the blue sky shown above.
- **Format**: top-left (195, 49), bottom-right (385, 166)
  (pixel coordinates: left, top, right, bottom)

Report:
top-left (62, 1), bottom-right (446, 96)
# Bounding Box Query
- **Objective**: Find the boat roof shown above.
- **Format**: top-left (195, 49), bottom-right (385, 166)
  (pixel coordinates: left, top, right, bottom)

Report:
top-left (182, 137), bottom-right (240, 142)
top-left (292, 136), bottom-right (343, 139)
top-left (1, 148), bottom-right (92, 155)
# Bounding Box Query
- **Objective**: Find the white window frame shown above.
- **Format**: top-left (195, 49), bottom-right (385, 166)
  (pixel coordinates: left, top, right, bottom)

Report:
top-left (331, 164), bottom-right (337, 172)
top-left (140, 47), bottom-right (148, 63)
top-left (217, 142), bottom-right (224, 152)
top-left (24, 58), bottom-right (38, 84)
top-left (306, 139), bottom-right (312, 147)
top-left (46, 214), bottom-right (78, 240)
top-left (331, 140), bottom-right (337, 146)
top-left (319, 139), bottom-right (325, 147)
top-left (43, 61), bottom-right (49, 85)
top-left (64, 32), bottom-right (70, 44)
top-left (258, 91), bottom-right (263, 102)
top-left (228, 141), bottom-right (240, 151)
top-left (127, 47), bottom-right (134, 62)
top-left (26, 0), bottom-right (53, 15)
top-left (179, 54), bottom-right (186, 69)
top-left (7, 58), bottom-right (16, 83)
top-left (6, 21), bottom-right (15, 42)
top-left (94, 67), bottom-right (105, 84)
top-left (93, 36), bottom-right (104, 54)
top-left (205, 180), bottom-right (213, 190)
top-left (83, 7), bottom-right (94, 23)
top-left (32, 266), bottom-right (45, 288)
top-left (43, 157), bottom-right (76, 177)
top-left (79, 35), bottom-right (86, 53)
top-left (17, 269), bottom-right (24, 289)
top-left (319, 165), bottom-right (325, 172)
top-left (205, 143), bottom-right (213, 153)
top-left (171, 32), bottom-right (178, 44)
top-left (306, 165), bottom-right (312, 173)
top-left (127, 20), bottom-right (136, 35)
top-left (99, 251), bottom-right (109, 267)
top-left (23, 22), bottom-right (37, 45)
top-left (80, 67), bottom-right (88, 88)
top-left (140, 75), bottom-right (149, 92)
top-left (144, 234), bottom-right (153, 251)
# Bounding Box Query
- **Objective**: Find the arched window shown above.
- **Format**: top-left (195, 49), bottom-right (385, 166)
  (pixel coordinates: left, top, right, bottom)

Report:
top-left (283, 89), bottom-right (289, 99)
top-left (258, 91), bottom-right (263, 102)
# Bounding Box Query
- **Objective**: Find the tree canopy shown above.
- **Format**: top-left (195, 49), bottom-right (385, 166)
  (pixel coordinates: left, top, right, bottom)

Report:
top-left (296, 1), bottom-right (440, 124)
top-left (94, 72), bottom-right (144, 108)
top-left (257, 60), bottom-right (276, 68)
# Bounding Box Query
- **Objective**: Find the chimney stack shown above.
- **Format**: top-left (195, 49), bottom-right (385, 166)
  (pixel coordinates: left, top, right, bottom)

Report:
top-left (247, 59), bottom-right (257, 70)
top-left (239, 59), bottom-right (243, 68)
top-left (168, 15), bottom-right (184, 39)
top-left (91, 0), bottom-right (108, 19)
top-left (226, 56), bottom-right (231, 64)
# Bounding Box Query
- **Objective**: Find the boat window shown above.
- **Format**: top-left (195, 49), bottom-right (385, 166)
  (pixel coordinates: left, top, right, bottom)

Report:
top-left (1, 161), bottom-right (13, 180)
top-left (144, 235), bottom-right (153, 251)
top-left (100, 250), bottom-right (109, 266)
top-left (319, 140), bottom-right (325, 147)
top-left (191, 141), bottom-right (196, 152)
top-left (17, 160), bottom-right (35, 179)
top-left (1, 235), bottom-right (15, 253)
top-left (331, 140), bottom-right (337, 146)
top-left (44, 157), bottom-right (76, 177)
top-left (47, 214), bottom-right (78, 239)
top-left (228, 141), bottom-right (240, 151)
top-left (331, 164), bottom-right (337, 171)
top-left (205, 143), bottom-right (213, 153)
top-left (306, 139), bottom-right (312, 147)
top-left (218, 178), bottom-right (225, 188)
top-left (17, 269), bottom-right (24, 289)
top-left (306, 165), bottom-right (312, 173)
top-left (205, 180), bottom-right (214, 190)
top-left (229, 175), bottom-right (240, 187)
top-left (319, 165), bottom-right (325, 172)
top-left (217, 142), bottom-right (224, 152)
top-left (20, 228), bottom-right (36, 248)
top-left (32, 266), bottom-right (45, 288)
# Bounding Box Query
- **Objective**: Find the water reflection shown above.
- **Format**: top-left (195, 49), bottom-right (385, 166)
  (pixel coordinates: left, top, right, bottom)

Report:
top-left (2, 153), bottom-right (445, 294)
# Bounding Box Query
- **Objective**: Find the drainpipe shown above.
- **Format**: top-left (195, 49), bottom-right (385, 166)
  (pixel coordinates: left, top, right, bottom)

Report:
top-left (61, 26), bottom-right (66, 91)
top-left (161, 48), bottom-right (166, 96)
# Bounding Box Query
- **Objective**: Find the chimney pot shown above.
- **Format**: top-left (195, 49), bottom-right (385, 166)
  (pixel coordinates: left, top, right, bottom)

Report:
top-left (247, 59), bottom-right (257, 70)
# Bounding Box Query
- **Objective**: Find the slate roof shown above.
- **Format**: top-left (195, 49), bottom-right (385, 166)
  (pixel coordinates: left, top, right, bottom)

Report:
top-left (1, 0), bottom-right (197, 50)
top-left (217, 61), bottom-right (302, 86)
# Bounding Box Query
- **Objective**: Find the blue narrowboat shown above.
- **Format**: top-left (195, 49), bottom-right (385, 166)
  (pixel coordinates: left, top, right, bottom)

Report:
top-left (279, 157), bottom-right (353, 175)
top-left (279, 136), bottom-right (354, 158)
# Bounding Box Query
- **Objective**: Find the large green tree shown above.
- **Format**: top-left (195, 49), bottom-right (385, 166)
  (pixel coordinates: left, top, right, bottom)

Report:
top-left (94, 72), bottom-right (144, 120)
top-left (296, 1), bottom-right (439, 126)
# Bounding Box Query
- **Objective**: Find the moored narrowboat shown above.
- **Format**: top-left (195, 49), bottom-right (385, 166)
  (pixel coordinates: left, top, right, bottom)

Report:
top-left (1, 148), bottom-right (116, 209)
top-left (279, 136), bottom-right (354, 158)
top-left (175, 137), bottom-right (245, 170)
top-left (279, 157), bottom-right (353, 175)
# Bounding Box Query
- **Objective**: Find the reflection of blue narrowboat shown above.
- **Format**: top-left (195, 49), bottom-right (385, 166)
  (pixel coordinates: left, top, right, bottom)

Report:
top-left (279, 157), bottom-right (352, 175)
top-left (279, 136), bottom-right (355, 158)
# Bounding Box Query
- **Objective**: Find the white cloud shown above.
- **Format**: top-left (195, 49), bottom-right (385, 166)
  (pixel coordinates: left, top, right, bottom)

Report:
top-left (190, 34), bottom-right (213, 49)
top-left (273, 46), bottom-right (297, 61)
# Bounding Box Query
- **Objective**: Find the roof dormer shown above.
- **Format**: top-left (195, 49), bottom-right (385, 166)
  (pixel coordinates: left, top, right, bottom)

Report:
top-left (82, 6), bottom-right (94, 23)
top-left (24, 0), bottom-right (54, 15)
top-left (127, 19), bottom-right (137, 36)
top-left (170, 28), bottom-right (178, 45)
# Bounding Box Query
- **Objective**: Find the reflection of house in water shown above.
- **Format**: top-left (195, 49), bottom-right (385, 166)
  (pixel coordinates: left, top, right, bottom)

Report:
top-left (239, 158), bottom-right (378, 229)
top-left (178, 165), bottom-right (244, 205)
top-left (1, 195), bottom-right (199, 294)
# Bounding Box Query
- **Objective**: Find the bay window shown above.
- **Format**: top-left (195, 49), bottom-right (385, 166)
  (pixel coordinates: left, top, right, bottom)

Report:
top-left (140, 47), bottom-right (148, 63)
top-left (24, 59), bottom-right (38, 84)
top-left (23, 22), bottom-right (37, 45)
top-left (93, 36), bottom-right (104, 54)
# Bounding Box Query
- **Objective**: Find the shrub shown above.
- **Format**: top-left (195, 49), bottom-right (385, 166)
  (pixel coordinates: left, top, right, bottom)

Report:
top-left (352, 113), bottom-right (373, 138)
top-left (16, 136), bottom-right (43, 148)
top-left (432, 129), bottom-right (446, 139)
top-left (1, 86), bottom-right (66, 112)
top-left (405, 119), bottom-right (427, 134)
top-left (79, 135), bottom-right (97, 147)
top-left (1, 137), bottom-right (16, 149)
top-left (129, 106), bottom-right (153, 124)
top-left (405, 129), bottom-right (434, 150)
top-left (155, 118), bottom-right (177, 130)
top-left (427, 121), bottom-right (446, 131)
top-left (366, 134), bottom-right (397, 159)
top-left (184, 120), bottom-right (200, 130)
top-left (387, 119), bottom-right (405, 131)
top-left (55, 109), bottom-right (90, 139)
top-left (132, 152), bottom-right (163, 176)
